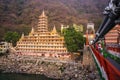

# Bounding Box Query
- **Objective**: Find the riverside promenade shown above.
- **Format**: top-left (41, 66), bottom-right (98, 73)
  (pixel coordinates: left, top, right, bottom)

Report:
top-left (0, 48), bottom-right (100, 80)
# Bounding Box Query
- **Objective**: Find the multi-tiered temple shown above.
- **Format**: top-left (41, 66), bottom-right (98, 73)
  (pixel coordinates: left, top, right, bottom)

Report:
top-left (16, 11), bottom-right (70, 59)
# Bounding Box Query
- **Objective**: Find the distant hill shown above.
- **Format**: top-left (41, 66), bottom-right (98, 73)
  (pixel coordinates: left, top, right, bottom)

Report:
top-left (0, 0), bottom-right (109, 40)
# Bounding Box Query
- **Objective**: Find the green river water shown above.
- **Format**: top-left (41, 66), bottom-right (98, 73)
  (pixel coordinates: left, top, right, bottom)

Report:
top-left (0, 73), bottom-right (59, 80)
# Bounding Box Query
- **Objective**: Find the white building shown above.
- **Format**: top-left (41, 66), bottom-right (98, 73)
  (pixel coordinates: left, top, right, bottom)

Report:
top-left (0, 42), bottom-right (11, 53)
top-left (87, 23), bottom-right (94, 30)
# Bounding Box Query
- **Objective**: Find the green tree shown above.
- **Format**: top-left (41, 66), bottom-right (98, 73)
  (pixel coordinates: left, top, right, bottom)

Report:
top-left (64, 27), bottom-right (85, 52)
top-left (4, 31), bottom-right (20, 46)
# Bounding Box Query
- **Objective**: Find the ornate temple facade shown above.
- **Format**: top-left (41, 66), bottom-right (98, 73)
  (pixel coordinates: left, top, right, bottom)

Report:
top-left (16, 11), bottom-right (70, 59)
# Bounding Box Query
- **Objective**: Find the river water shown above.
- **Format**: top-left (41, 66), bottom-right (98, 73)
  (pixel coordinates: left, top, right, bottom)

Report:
top-left (0, 73), bottom-right (58, 80)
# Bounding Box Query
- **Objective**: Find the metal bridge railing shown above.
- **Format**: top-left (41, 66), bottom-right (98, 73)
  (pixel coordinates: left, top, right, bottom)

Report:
top-left (90, 45), bottom-right (120, 80)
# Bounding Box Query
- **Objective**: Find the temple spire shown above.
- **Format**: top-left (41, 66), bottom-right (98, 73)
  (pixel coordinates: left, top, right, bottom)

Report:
top-left (31, 27), bottom-right (34, 33)
top-left (29, 27), bottom-right (34, 36)
top-left (21, 33), bottom-right (24, 38)
top-left (20, 33), bottom-right (24, 41)
top-left (37, 10), bottom-right (48, 32)
top-left (53, 25), bottom-right (57, 32)
top-left (51, 25), bottom-right (58, 35)
top-left (41, 10), bottom-right (46, 17)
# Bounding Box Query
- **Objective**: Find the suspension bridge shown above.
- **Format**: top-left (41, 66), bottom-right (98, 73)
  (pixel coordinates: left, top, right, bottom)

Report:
top-left (86, 0), bottom-right (120, 80)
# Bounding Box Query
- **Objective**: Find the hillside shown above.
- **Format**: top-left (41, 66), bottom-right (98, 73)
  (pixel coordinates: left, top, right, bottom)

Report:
top-left (0, 0), bottom-right (109, 40)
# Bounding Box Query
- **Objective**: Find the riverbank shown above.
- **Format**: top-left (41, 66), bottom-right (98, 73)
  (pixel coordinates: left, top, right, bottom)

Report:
top-left (0, 53), bottom-right (100, 80)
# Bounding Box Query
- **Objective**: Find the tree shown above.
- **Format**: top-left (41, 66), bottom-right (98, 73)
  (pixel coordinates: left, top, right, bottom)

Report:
top-left (64, 27), bottom-right (85, 53)
top-left (4, 31), bottom-right (20, 46)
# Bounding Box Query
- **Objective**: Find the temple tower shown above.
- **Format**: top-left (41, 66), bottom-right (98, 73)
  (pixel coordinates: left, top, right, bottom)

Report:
top-left (37, 10), bottom-right (48, 33)
top-left (16, 10), bottom-right (70, 60)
